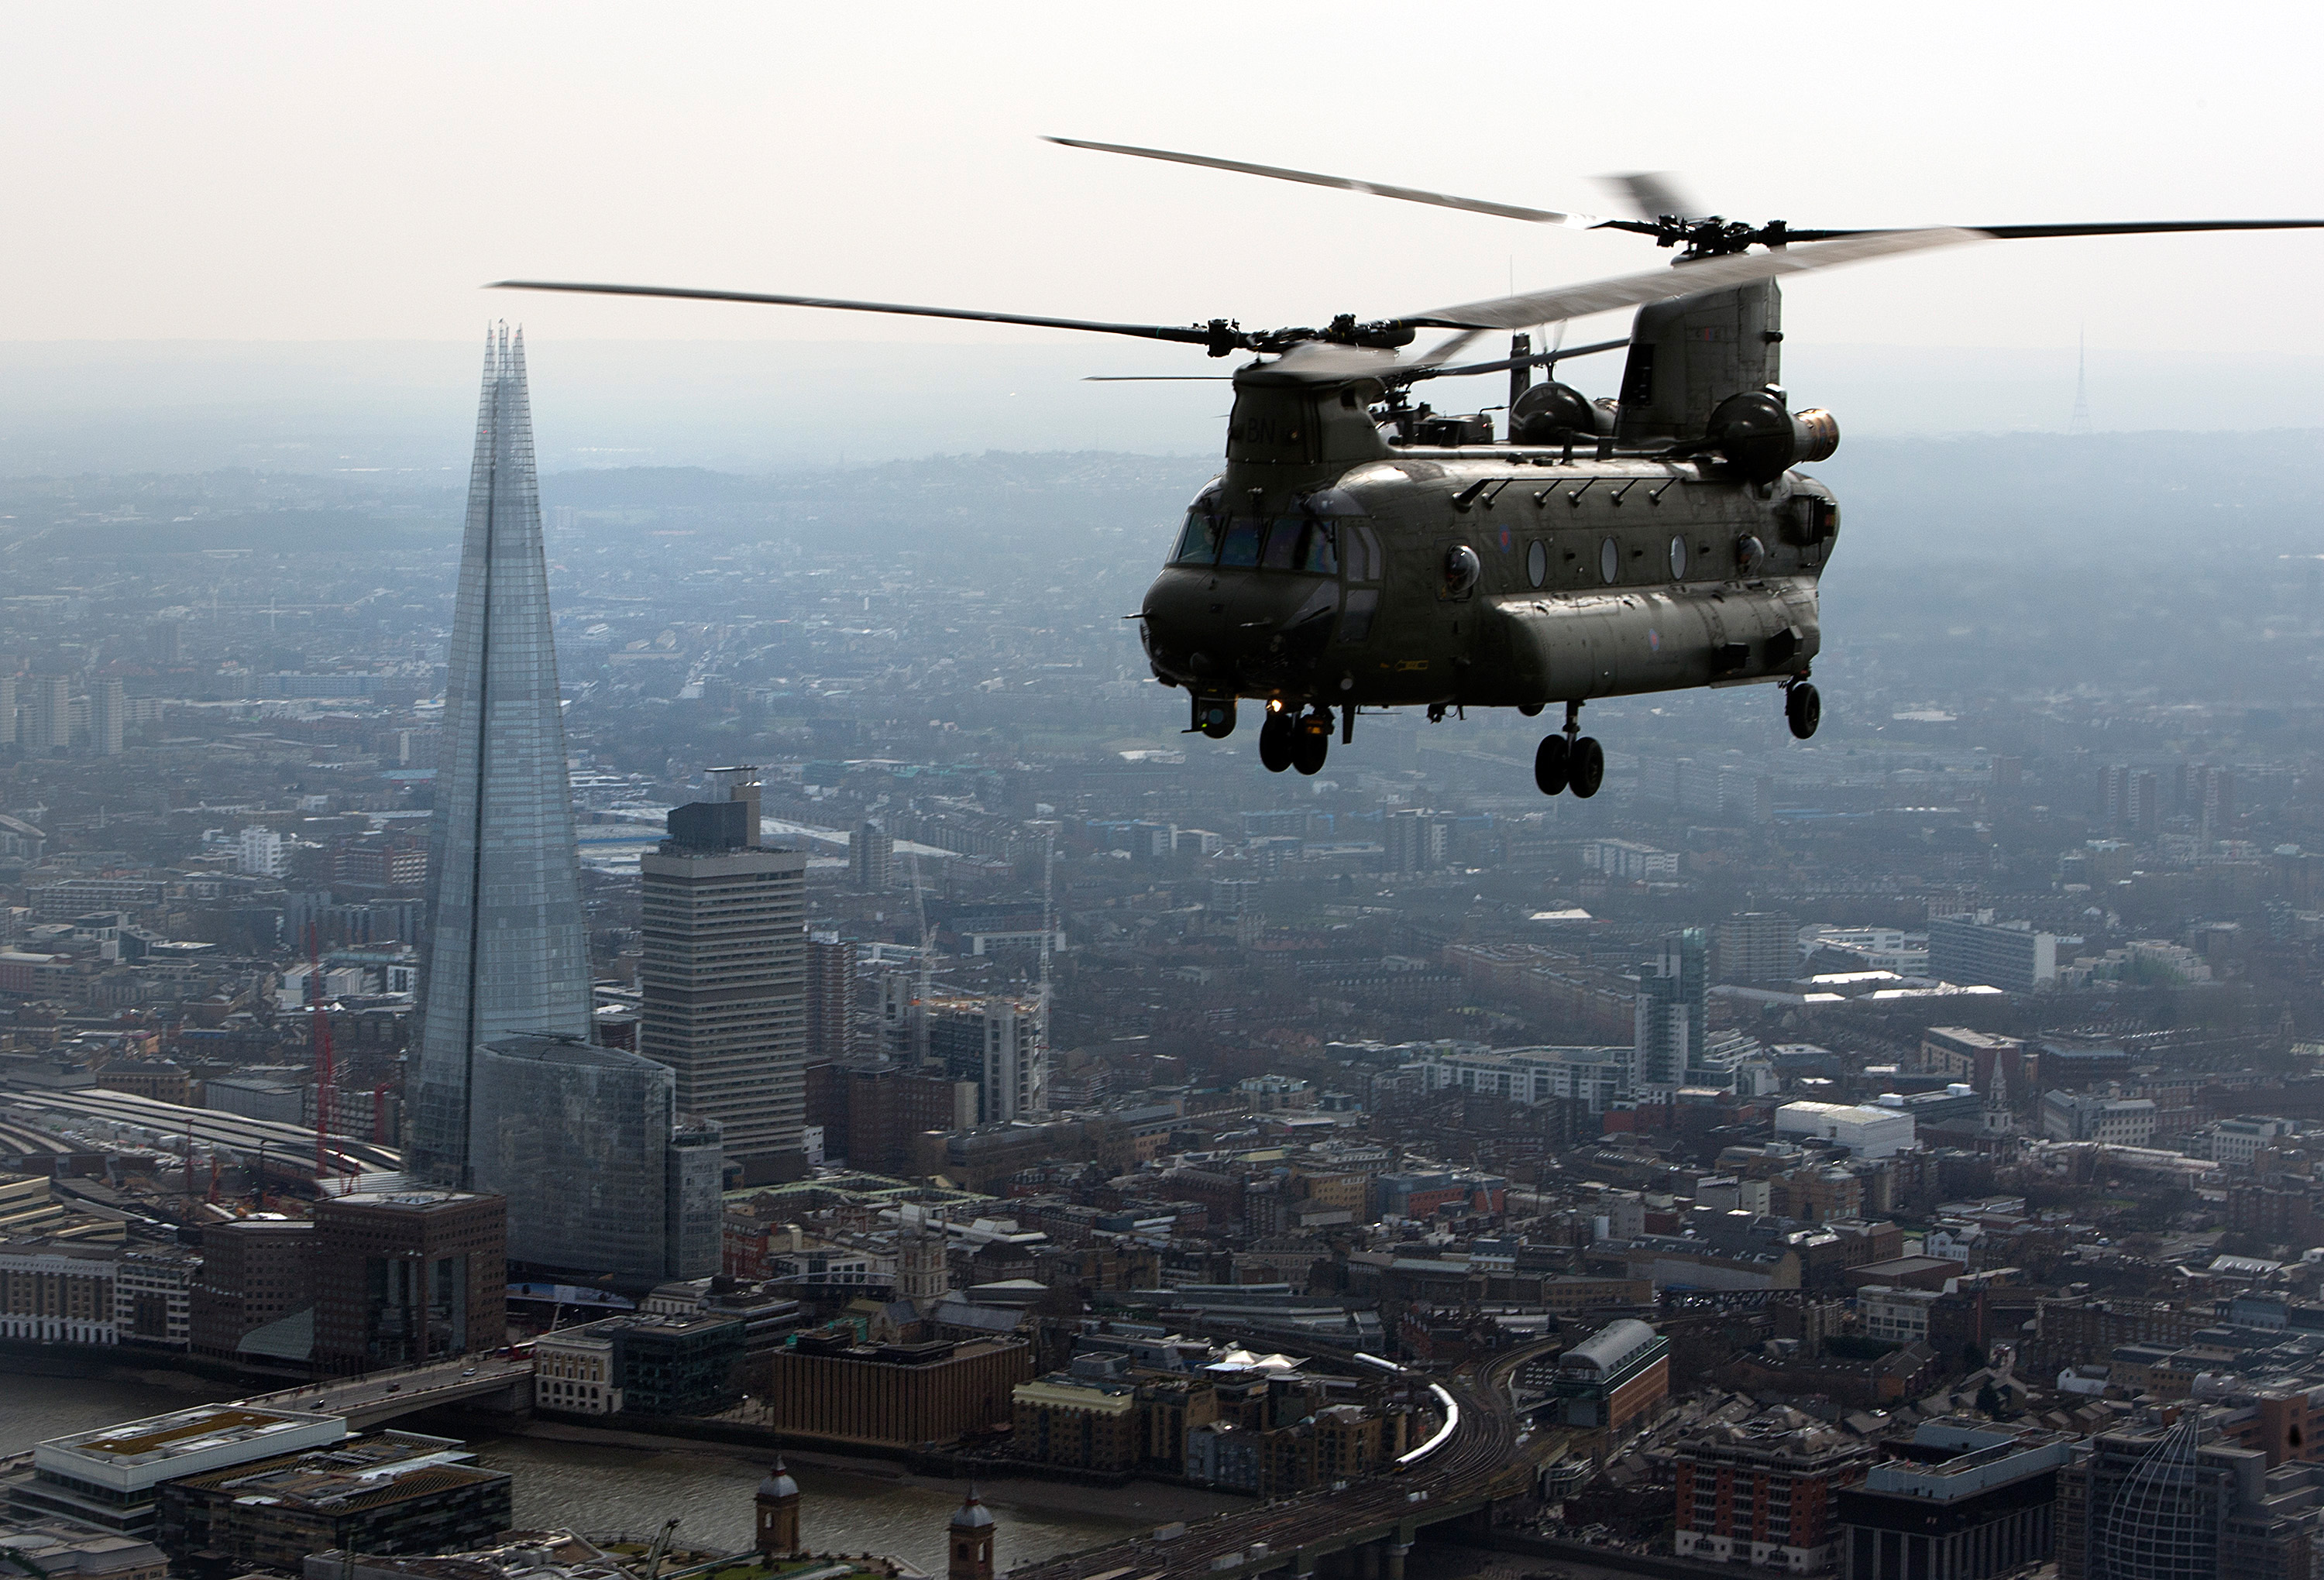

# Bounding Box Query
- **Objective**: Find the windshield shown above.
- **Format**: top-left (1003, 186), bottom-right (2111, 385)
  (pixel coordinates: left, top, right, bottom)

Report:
top-left (1171, 511), bottom-right (1350, 574)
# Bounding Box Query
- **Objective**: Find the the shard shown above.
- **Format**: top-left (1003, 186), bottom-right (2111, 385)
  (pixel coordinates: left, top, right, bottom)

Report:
top-left (411, 325), bottom-right (593, 1189)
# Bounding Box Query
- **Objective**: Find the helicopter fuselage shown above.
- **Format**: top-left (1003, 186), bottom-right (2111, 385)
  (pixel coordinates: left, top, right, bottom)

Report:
top-left (1138, 369), bottom-right (1837, 732)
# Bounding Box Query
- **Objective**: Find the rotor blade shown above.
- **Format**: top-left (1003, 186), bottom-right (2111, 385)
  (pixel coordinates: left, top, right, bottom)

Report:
top-left (490, 280), bottom-right (1240, 349)
top-left (1046, 136), bottom-right (1611, 230)
top-left (1401, 336), bottom-right (1631, 384)
top-left (1783, 218), bottom-right (2324, 242)
top-left (1600, 170), bottom-right (1702, 222)
top-left (1405, 227), bottom-right (1984, 332)
top-left (1081, 376), bottom-right (1232, 381)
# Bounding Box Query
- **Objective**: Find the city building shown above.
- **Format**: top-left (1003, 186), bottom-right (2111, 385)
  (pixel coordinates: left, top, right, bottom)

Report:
top-left (1673, 1410), bottom-right (1872, 1571)
top-left (1775, 1101), bottom-right (1916, 1159)
top-left (311, 1190), bottom-right (506, 1372)
top-left (1833, 1417), bottom-right (2075, 1580)
top-left (1928, 912), bottom-right (2058, 993)
top-left (929, 997), bottom-right (1047, 1123)
top-left (467, 1033), bottom-right (720, 1283)
top-left (851, 819), bottom-right (893, 891)
top-left (1012, 1372), bottom-right (1141, 1470)
top-left (0, 1239), bottom-right (192, 1348)
top-left (2039, 1089), bottom-right (2157, 1146)
top-left (761, 1334), bottom-right (1033, 1449)
top-left (23, 675), bottom-right (69, 751)
top-left (543, 1311), bottom-right (744, 1417)
top-left (236, 826), bottom-right (287, 879)
top-left (948, 1491), bottom-right (995, 1580)
top-left (533, 1326), bottom-right (621, 1415)
top-left (2056, 1417), bottom-right (2324, 1580)
top-left (7, 1405), bottom-right (347, 1536)
top-left (806, 935), bottom-right (855, 1063)
top-left (1547, 1318), bottom-right (1670, 1434)
top-left (1717, 912), bottom-right (1799, 984)
top-left (155, 1430), bottom-right (510, 1571)
top-left (1414, 1044), bottom-right (1632, 1116)
top-left (1855, 1286), bottom-right (1944, 1348)
top-left (411, 326), bottom-right (595, 1193)
top-left (89, 679), bottom-right (125, 757)
top-left (189, 1215), bottom-right (314, 1358)
top-left (639, 792), bottom-right (809, 1183)
top-left (1634, 929), bottom-right (1707, 1096)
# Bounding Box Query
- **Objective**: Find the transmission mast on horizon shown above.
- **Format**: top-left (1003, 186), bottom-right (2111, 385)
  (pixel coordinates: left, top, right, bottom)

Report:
top-left (2069, 325), bottom-right (2093, 434)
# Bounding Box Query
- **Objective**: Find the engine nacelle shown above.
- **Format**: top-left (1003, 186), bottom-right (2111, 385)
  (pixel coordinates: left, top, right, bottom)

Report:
top-left (1509, 380), bottom-right (1596, 445)
top-left (1703, 390), bottom-right (1839, 483)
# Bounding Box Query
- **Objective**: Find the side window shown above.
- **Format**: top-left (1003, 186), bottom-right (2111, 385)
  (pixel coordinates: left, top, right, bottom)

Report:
top-left (1342, 524), bottom-right (1383, 582)
top-left (1218, 517), bottom-right (1264, 568)
top-left (1527, 539), bottom-right (1547, 589)
top-left (1172, 511), bottom-right (1222, 565)
top-left (1339, 587), bottom-right (1378, 642)
top-left (1600, 537), bottom-right (1619, 585)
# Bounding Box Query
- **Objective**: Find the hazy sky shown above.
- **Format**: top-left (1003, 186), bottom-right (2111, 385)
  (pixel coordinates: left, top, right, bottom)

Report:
top-left (8, 1), bottom-right (2322, 362)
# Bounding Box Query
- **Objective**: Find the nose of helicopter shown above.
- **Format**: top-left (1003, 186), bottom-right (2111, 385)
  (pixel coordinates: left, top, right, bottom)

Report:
top-left (1139, 567), bottom-right (1339, 694)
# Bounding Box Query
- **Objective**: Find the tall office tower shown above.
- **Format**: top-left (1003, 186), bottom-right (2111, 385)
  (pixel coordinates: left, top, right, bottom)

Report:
top-left (0, 675), bottom-right (14, 747)
top-left (411, 326), bottom-right (593, 1189)
top-left (1384, 808), bottom-right (1449, 872)
top-left (851, 819), bottom-right (892, 891)
top-left (1714, 912), bottom-right (1797, 984)
top-left (146, 620), bottom-right (183, 665)
top-left (25, 675), bottom-right (70, 750)
top-left (90, 679), bottom-right (125, 757)
top-left (806, 935), bottom-right (855, 1063)
top-left (1633, 928), bottom-right (1707, 1097)
top-left (640, 794), bottom-right (810, 1184)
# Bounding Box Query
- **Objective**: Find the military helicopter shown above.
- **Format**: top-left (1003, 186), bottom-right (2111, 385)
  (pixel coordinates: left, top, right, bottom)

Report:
top-left (497, 143), bottom-right (2324, 797)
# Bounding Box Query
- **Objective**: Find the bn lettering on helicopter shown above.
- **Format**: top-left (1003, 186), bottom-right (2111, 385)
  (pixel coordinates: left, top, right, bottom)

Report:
top-left (496, 142), bottom-right (2324, 796)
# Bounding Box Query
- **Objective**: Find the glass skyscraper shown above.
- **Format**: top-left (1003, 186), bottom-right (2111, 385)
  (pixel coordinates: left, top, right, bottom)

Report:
top-left (411, 326), bottom-right (593, 1189)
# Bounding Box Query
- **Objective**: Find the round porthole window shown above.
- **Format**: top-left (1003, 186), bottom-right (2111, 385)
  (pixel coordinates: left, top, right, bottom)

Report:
top-left (1600, 537), bottom-right (1618, 585)
top-left (1444, 543), bottom-right (1482, 597)
top-left (1527, 539), bottom-right (1547, 589)
top-left (1669, 534), bottom-right (1688, 579)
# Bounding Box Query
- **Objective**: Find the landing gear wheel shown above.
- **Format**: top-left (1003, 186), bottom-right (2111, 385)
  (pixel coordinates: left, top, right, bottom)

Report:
top-left (1258, 711), bottom-right (1294, 773)
top-left (1533, 735), bottom-right (1569, 796)
top-left (1786, 682), bottom-right (1821, 740)
top-left (1569, 737), bottom-right (1605, 799)
top-left (1291, 713), bottom-right (1331, 776)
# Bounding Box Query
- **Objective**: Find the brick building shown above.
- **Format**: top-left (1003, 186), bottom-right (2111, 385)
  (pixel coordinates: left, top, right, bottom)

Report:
top-left (311, 1190), bottom-right (505, 1372)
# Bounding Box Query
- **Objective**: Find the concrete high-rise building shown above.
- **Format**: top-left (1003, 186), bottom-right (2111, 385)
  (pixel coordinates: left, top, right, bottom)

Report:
top-left (24, 675), bottom-right (70, 750)
top-left (2057, 1416), bottom-right (2322, 1580)
top-left (412, 326), bottom-right (593, 1190)
top-left (237, 826), bottom-right (288, 878)
top-left (89, 679), bottom-right (125, 757)
top-left (1385, 808), bottom-right (1450, 872)
top-left (930, 996), bottom-right (1047, 1123)
top-left (1715, 912), bottom-right (1797, 984)
top-left (1929, 912), bottom-right (2057, 993)
top-left (806, 935), bottom-right (855, 1063)
top-left (640, 787), bottom-right (810, 1184)
top-left (851, 820), bottom-right (892, 891)
top-left (0, 675), bottom-right (17, 747)
top-left (1634, 929), bottom-right (1707, 1097)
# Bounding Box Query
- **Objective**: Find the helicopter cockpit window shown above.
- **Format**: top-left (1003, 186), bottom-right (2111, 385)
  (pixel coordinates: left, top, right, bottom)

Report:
top-left (1217, 517), bottom-right (1265, 568)
top-left (1341, 523), bottom-right (1384, 582)
top-left (1260, 519), bottom-right (1339, 574)
top-left (1172, 511), bottom-right (1224, 565)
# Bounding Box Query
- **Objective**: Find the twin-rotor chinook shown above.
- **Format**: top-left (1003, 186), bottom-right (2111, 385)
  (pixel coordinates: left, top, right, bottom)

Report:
top-left (498, 143), bottom-right (2324, 796)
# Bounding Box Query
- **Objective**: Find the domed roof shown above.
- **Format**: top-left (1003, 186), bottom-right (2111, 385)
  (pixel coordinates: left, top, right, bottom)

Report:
top-left (758, 1458), bottom-right (799, 1500)
top-left (951, 1491), bottom-right (995, 1529)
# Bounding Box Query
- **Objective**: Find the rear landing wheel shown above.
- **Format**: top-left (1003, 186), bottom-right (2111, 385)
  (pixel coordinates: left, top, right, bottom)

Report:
top-left (1569, 737), bottom-right (1605, 799)
top-left (1533, 735), bottom-right (1569, 796)
top-left (1291, 713), bottom-right (1331, 775)
top-left (1786, 682), bottom-right (1821, 740)
top-left (1258, 710), bottom-right (1293, 773)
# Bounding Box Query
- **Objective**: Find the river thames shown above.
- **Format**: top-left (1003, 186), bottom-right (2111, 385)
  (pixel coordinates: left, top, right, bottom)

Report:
top-left (2, 1372), bottom-right (1238, 1575)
